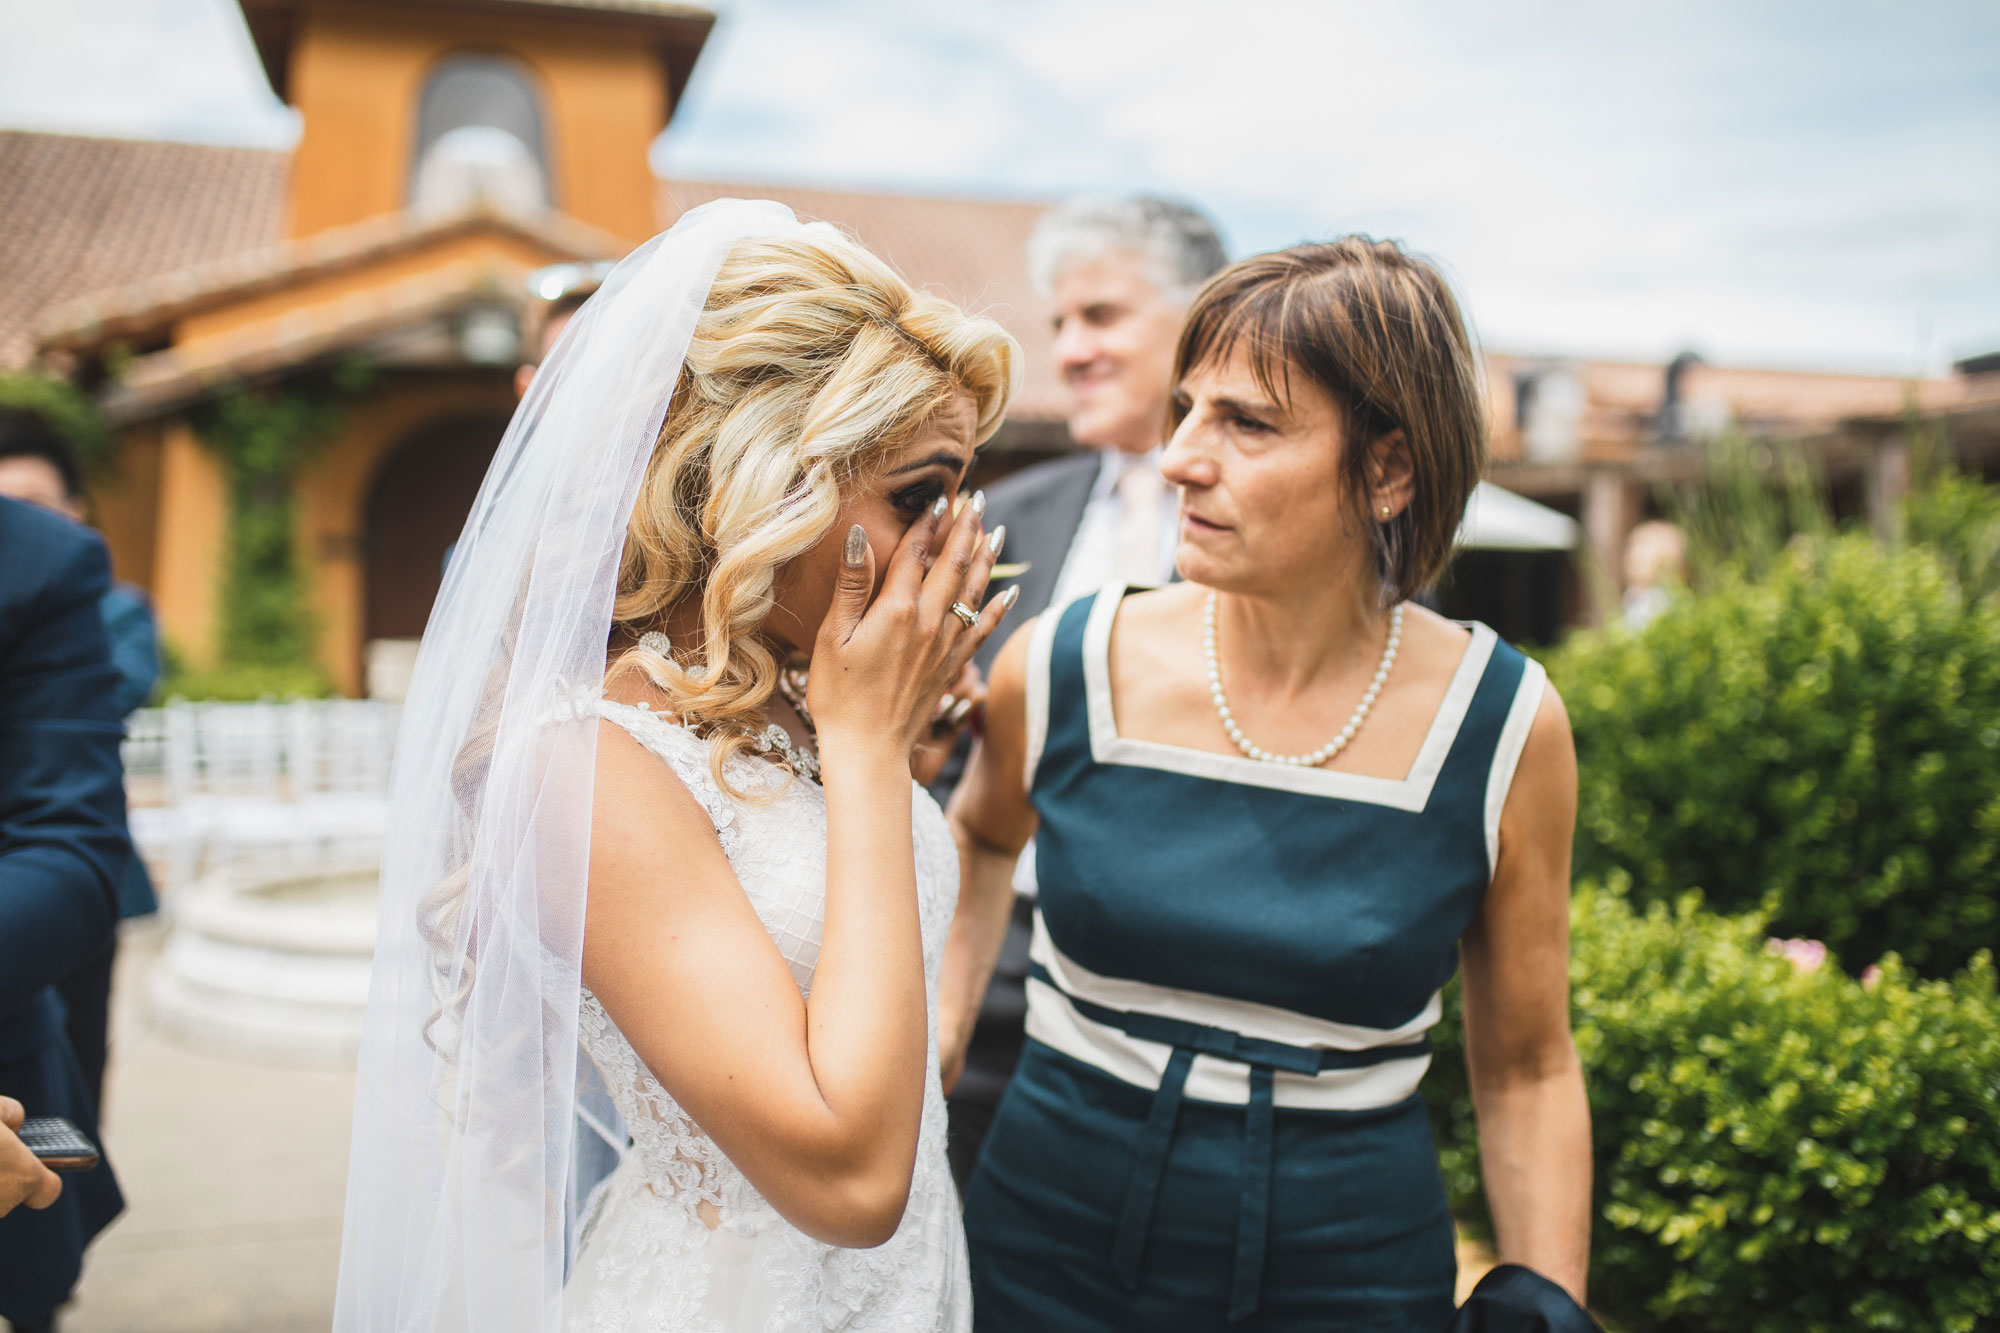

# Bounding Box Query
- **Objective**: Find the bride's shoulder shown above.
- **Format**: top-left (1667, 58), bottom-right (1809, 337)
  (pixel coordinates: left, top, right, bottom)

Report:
top-left (599, 696), bottom-right (696, 743)
top-left (593, 705), bottom-right (744, 856)
top-left (598, 696), bottom-right (711, 767)
top-left (594, 701), bottom-right (803, 828)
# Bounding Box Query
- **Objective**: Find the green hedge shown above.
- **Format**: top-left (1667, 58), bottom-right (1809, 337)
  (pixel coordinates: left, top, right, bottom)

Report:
top-left (1426, 881), bottom-right (2000, 1331)
top-left (1904, 469), bottom-right (2000, 605)
top-left (1549, 533), bottom-right (2000, 976)
top-left (0, 371), bottom-right (115, 477)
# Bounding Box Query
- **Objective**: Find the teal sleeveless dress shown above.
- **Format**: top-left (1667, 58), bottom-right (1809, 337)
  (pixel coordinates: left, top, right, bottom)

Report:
top-left (963, 585), bottom-right (1548, 1330)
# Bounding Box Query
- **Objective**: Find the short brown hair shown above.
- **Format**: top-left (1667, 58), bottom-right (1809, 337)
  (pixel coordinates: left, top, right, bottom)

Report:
top-left (1173, 237), bottom-right (1484, 602)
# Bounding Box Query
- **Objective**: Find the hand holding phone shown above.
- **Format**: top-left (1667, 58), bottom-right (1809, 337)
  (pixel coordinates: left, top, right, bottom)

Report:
top-left (19, 1117), bottom-right (101, 1172)
top-left (0, 1097), bottom-right (64, 1216)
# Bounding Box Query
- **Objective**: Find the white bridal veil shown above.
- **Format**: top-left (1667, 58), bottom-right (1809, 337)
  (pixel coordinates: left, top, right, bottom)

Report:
top-left (334, 199), bottom-right (812, 1331)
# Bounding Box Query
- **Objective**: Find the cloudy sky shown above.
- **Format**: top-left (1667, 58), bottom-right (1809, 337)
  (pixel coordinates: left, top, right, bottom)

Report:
top-left (2, 0), bottom-right (1995, 375)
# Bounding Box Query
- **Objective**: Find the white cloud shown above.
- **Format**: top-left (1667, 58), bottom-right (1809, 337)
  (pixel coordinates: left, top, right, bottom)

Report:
top-left (660, 0), bottom-right (2000, 371)
top-left (0, 0), bottom-right (294, 145)
top-left (1, 0), bottom-right (1994, 371)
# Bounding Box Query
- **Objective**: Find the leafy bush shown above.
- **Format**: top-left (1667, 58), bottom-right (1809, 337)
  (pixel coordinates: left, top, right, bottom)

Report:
top-left (1549, 533), bottom-right (2000, 975)
top-left (1667, 432), bottom-right (1833, 589)
top-left (0, 370), bottom-right (115, 476)
top-left (1425, 881), bottom-right (2000, 1331)
top-left (1904, 469), bottom-right (2000, 605)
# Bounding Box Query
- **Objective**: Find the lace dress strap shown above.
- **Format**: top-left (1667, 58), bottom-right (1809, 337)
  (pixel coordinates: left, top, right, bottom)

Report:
top-left (597, 700), bottom-right (744, 858)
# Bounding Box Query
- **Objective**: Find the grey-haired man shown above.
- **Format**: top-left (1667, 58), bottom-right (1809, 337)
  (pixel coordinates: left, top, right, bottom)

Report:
top-left (940, 196), bottom-right (1226, 1190)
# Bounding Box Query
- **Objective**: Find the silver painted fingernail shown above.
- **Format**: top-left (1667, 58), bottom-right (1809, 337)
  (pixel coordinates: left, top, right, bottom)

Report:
top-left (987, 525), bottom-right (1006, 556)
top-left (844, 524), bottom-right (867, 566)
top-left (970, 489), bottom-right (987, 517)
top-left (931, 493), bottom-right (950, 518)
top-left (936, 693), bottom-right (955, 718)
top-left (950, 696), bottom-right (976, 724)
top-left (999, 585), bottom-right (1020, 610)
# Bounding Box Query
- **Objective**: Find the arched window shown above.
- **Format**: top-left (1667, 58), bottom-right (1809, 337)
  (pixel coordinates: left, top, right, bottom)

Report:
top-left (409, 53), bottom-right (551, 216)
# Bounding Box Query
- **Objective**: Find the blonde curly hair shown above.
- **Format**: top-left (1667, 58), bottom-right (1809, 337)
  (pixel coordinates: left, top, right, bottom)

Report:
top-left (607, 228), bottom-right (1018, 793)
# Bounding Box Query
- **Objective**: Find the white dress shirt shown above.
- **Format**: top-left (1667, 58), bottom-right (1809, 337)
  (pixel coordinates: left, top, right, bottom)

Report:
top-left (1045, 449), bottom-right (1181, 612)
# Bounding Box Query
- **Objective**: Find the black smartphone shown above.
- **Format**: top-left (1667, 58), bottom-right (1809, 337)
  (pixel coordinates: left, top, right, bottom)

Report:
top-left (18, 1117), bottom-right (101, 1172)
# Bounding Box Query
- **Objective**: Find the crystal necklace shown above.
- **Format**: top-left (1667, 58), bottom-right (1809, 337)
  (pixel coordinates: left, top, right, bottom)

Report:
top-left (775, 665), bottom-right (814, 734)
top-left (752, 721), bottom-right (821, 784)
top-left (638, 631), bottom-right (821, 783)
top-left (766, 665), bottom-right (821, 784)
top-left (1203, 589), bottom-right (1403, 768)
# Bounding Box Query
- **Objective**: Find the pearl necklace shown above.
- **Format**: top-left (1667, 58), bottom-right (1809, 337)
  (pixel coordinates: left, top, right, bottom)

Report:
top-left (1203, 590), bottom-right (1403, 767)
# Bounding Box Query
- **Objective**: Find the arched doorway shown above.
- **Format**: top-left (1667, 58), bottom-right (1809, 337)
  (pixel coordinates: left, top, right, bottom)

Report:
top-left (362, 413), bottom-right (509, 677)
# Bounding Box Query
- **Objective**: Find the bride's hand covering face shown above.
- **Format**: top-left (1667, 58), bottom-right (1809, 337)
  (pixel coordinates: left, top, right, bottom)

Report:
top-left (772, 389), bottom-right (1011, 760)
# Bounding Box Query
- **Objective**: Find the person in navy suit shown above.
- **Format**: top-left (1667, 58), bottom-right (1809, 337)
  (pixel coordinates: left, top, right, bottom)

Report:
top-left (0, 494), bottom-right (129, 1332)
top-left (0, 412), bottom-right (161, 1127)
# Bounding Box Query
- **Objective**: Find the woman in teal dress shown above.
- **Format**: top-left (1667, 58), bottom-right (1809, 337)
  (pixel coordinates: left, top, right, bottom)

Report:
top-left (941, 239), bottom-right (1594, 1329)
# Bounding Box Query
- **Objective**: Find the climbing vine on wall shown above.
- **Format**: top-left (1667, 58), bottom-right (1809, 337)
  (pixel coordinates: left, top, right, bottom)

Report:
top-left (178, 358), bottom-right (373, 699)
top-left (0, 371), bottom-right (115, 476)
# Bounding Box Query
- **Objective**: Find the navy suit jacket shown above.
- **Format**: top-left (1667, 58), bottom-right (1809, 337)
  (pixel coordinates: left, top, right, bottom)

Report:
top-left (0, 497), bottom-right (128, 1322)
top-left (971, 451), bottom-right (1099, 679)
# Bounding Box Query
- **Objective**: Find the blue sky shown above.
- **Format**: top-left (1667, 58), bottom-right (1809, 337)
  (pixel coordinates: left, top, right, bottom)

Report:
top-left (3, 0), bottom-right (1995, 375)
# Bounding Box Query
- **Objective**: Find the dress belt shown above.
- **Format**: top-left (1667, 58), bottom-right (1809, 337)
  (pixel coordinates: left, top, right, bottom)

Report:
top-left (1027, 961), bottom-right (1431, 1324)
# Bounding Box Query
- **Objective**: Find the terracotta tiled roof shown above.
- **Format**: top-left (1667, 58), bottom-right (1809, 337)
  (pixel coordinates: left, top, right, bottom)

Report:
top-left (1483, 352), bottom-right (1966, 464)
top-left (40, 203), bottom-right (627, 355)
top-left (0, 130), bottom-right (287, 370)
top-left (1570, 358), bottom-right (1960, 428)
top-left (102, 261), bottom-right (527, 422)
top-left (661, 178), bottom-right (1068, 426)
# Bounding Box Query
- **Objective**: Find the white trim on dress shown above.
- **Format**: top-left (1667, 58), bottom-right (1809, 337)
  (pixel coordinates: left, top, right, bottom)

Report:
top-left (1031, 912), bottom-right (1440, 1052)
top-left (1483, 657), bottom-right (1549, 875)
top-left (1023, 978), bottom-right (1434, 1111)
top-left (1021, 593), bottom-right (1077, 795)
top-left (1078, 582), bottom-right (1497, 811)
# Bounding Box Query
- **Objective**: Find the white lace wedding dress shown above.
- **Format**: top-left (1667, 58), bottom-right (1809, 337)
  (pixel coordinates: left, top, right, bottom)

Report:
top-left (562, 701), bottom-right (970, 1333)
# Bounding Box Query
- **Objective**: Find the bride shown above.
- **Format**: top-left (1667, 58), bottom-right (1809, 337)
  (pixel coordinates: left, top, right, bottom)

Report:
top-left (333, 200), bottom-right (1019, 1332)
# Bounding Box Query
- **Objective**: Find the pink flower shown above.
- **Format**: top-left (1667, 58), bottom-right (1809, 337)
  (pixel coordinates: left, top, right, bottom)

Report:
top-left (1861, 964), bottom-right (1884, 990)
top-left (1766, 937), bottom-right (1828, 973)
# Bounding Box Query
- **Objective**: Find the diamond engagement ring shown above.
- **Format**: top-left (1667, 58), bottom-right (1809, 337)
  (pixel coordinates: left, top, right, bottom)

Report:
top-left (948, 601), bottom-right (979, 630)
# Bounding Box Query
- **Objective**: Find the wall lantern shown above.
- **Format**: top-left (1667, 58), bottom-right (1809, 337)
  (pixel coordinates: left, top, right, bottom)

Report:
top-left (457, 305), bottom-right (521, 366)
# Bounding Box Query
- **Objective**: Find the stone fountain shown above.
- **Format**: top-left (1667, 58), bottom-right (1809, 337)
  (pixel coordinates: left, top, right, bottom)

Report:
top-left (148, 858), bottom-right (379, 1064)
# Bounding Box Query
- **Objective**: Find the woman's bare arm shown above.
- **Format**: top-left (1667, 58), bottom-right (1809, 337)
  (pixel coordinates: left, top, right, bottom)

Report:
top-left (584, 727), bottom-right (920, 1246)
top-left (1459, 683), bottom-right (1593, 1302)
top-left (583, 500), bottom-right (1009, 1249)
top-left (938, 620), bottom-right (1039, 1091)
